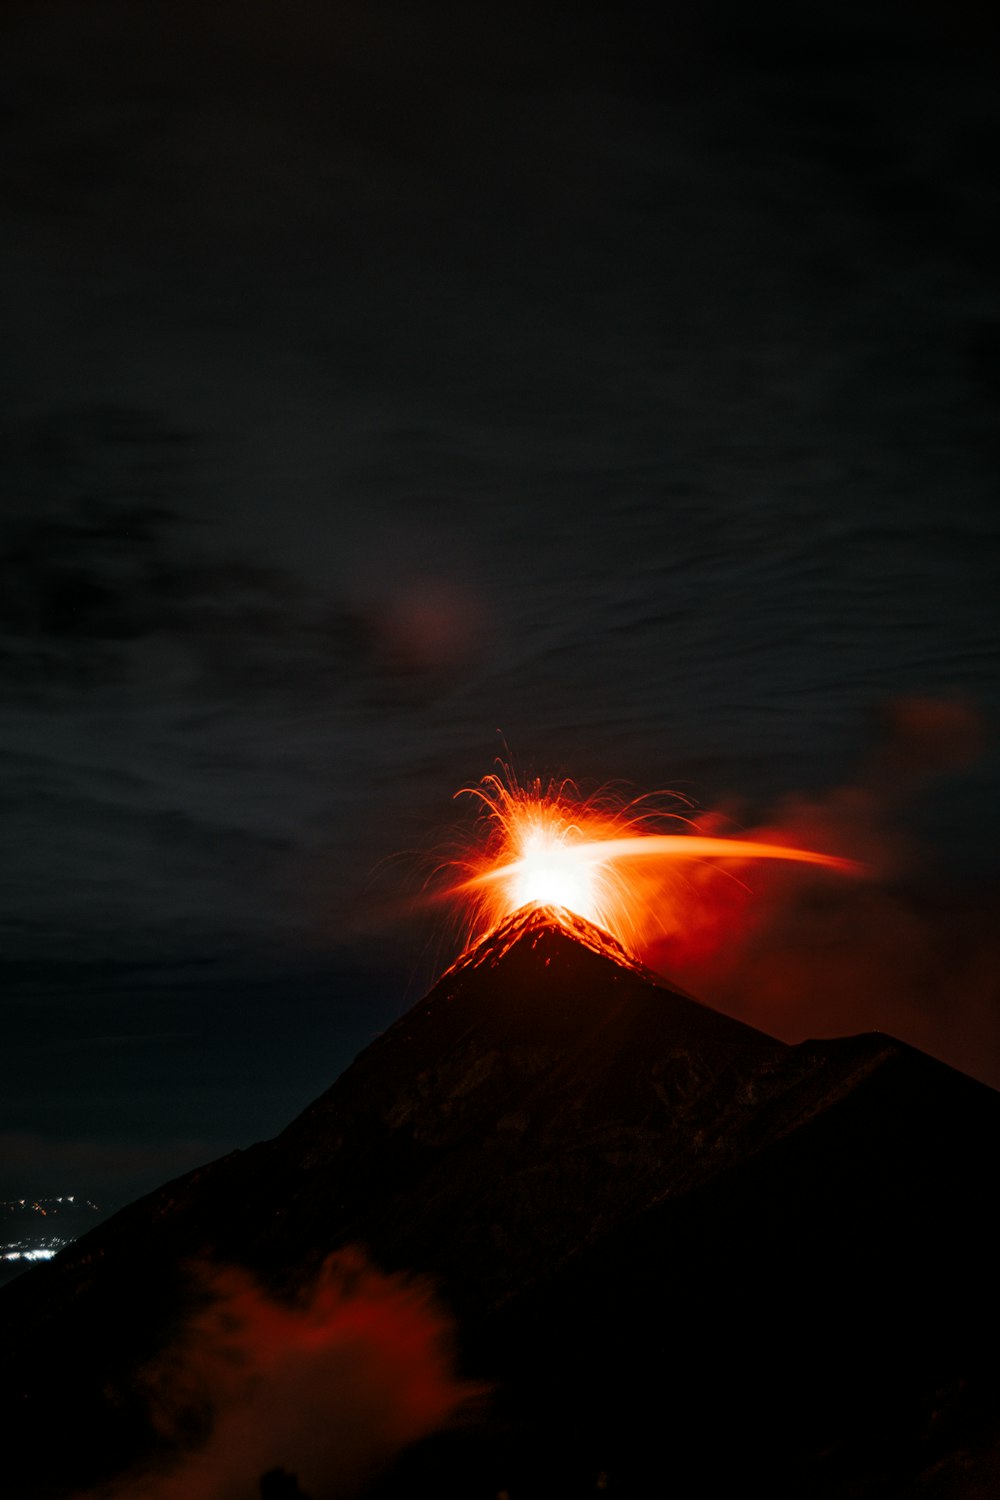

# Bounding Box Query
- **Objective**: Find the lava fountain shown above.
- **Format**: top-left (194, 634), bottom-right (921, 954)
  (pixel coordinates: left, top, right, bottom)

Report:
top-left (446, 770), bottom-right (862, 957)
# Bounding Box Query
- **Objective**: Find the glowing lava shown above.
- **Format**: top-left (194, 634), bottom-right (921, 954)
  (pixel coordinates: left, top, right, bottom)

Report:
top-left (449, 770), bottom-right (861, 956)
top-left (507, 820), bottom-right (601, 916)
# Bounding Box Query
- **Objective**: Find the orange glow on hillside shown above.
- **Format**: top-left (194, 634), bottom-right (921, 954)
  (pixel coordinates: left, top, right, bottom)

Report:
top-left (448, 770), bottom-right (861, 957)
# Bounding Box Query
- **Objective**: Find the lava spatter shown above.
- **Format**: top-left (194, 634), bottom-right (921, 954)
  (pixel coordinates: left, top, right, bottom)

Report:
top-left (447, 767), bottom-right (860, 956)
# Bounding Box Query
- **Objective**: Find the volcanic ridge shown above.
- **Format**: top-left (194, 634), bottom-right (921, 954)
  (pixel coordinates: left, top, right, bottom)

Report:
top-left (2, 907), bottom-right (999, 1498)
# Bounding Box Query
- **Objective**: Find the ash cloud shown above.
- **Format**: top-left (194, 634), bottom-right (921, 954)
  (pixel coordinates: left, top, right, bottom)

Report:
top-left (81, 1249), bottom-right (478, 1500)
top-left (647, 696), bottom-right (1000, 1090)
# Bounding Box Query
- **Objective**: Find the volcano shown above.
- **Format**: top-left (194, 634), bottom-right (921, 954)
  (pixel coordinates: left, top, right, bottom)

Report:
top-left (3, 908), bottom-right (1000, 1498)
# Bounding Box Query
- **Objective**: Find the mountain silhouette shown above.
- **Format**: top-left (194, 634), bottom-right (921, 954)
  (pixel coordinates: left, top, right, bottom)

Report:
top-left (2, 906), bottom-right (999, 1498)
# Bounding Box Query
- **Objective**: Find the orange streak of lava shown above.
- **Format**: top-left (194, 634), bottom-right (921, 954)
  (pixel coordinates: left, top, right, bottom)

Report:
top-left (450, 770), bottom-right (862, 956)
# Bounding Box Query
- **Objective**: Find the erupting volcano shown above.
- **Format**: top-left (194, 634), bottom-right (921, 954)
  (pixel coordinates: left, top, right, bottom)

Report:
top-left (447, 769), bottom-right (860, 955)
top-left (1, 793), bottom-right (998, 1500)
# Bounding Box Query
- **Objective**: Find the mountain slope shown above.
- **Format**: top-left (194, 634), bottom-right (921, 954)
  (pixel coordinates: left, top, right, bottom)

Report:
top-left (2, 908), bottom-right (999, 1498)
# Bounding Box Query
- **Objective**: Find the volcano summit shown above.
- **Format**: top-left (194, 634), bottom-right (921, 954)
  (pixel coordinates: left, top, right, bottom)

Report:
top-left (2, 908), bottom-right (999, 1498)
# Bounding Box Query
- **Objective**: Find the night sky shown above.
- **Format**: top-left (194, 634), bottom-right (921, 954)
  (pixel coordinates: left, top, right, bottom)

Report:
top-left (3, 0), bottom-right (999, 1212)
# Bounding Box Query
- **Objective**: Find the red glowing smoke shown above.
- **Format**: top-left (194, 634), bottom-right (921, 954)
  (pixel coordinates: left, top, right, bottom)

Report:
top-left (83, 1249), bottom-right (477, 1500)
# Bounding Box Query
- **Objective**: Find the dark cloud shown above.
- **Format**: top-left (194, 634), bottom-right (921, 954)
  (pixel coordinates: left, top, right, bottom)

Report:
top-left (0, 406), bottom-right (290, 655)
top-left (0, 403), bottom-right (486, 707)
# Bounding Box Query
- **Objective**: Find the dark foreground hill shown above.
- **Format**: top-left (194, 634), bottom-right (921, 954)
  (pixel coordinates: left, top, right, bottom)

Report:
top-left (2, 907), bottom-right (999, 1498)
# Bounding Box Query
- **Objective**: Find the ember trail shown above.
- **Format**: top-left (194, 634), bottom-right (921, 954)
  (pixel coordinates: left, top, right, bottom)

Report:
top-left (450, 770), bottom-right (861, 955)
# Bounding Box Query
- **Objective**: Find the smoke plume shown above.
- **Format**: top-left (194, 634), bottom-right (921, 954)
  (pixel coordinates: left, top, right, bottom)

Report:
top-left (82, 1248), bottom-right (478, 1500)
top-left (647, 696), bottom-right (1000, 1090)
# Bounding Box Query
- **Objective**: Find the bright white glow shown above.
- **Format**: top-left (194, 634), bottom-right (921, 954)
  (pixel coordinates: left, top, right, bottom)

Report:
top-left (508, 825), bottom-right (600, 920)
